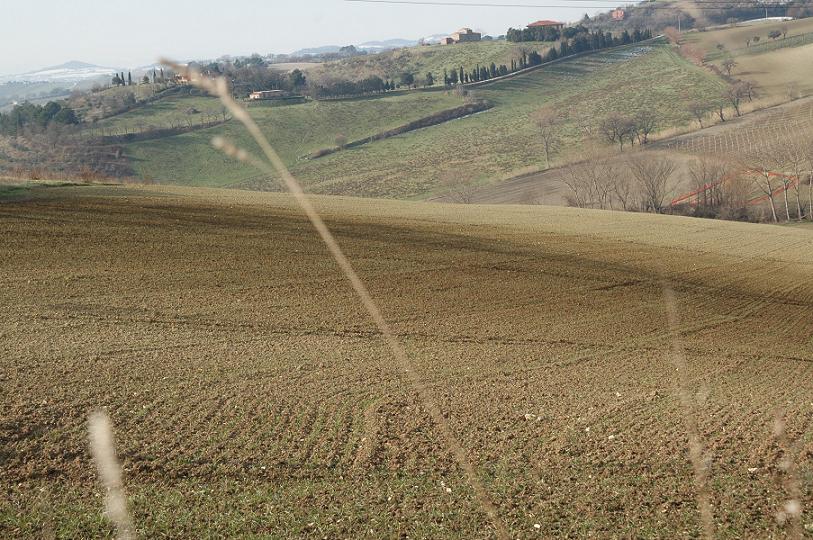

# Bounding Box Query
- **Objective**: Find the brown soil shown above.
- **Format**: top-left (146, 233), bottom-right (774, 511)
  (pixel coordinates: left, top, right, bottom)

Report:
top-left (1, 185), bottom-right (812, 538)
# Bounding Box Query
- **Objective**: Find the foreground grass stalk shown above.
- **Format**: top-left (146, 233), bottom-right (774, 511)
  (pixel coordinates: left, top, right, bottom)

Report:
top-left (662, 286), bottom-right (716, 539)
top-left (162, 59), bottom-right (510, 539)
top-left (772, 413), bottom-right (804, 539)
top-left (88, 411), bottom-right (134, 540)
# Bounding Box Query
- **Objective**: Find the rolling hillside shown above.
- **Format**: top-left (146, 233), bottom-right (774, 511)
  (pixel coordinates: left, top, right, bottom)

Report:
top-left (313, 40), bottom-right (553, 82)
top-left (126, 91), bottom-right (464, 187)
top-left (2, 183), bottom-right (812, 538)
top-left (123, 43), bottom-right (726, 199)
top-left (686, 16), bottom-right (813, 101)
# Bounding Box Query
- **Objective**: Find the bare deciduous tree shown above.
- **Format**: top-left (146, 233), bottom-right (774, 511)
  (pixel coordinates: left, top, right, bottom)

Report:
top-left (723, 84), bottom-right (744, 117)
top-left (600, 114), bottom-right (635, 151)
top-left (559, 159), bottom-right (618, 210)
top-left (806, 140), bottom-right (813, 221)
top-left (722, 58), bottom-right (738, 77)
top-left (532, 107), bottom-right (562, 169)
top-left (613, 174), bottom-right (635, 211)
top-left (739, 80), bottom-right (757, 102)
top-left (634, 110), bottom-right (657, 145)
top-left (688, 101), bottom-right (708, 128)
top-left (442, 175), bottom-right (477, 204)
top-left (688, 155), bottom-right (726, 211)
top-left (743, 157), bottom-right (779, 222)
top-left (627, 155), bottom-right (677, 213)
top-left (766, 138), bottom-right (811, 221)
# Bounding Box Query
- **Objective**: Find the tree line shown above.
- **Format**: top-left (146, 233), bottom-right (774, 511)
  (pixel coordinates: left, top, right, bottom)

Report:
top-left (507, 24), bottom-right (569, 43)
top-left (558, 142), bottom-right (813, 224)
top-left (112, 68), bottom-right (170, 87)
top-left (0, 101), bottom-right (79, 136)
top-left (507, 24), bottom-right (652, 46)
top-left (309, 75), bottom-right (405, 99)
top-left (449, 28), bottom-right (653, 86)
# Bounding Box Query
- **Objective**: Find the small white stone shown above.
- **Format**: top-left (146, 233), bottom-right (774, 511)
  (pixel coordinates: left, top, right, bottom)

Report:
top-left (534, 524), bottom-right (541, 529)
top-left (785, 500), bottom-right (801, 516)
top-left (747, 467), bottom-right (759, 474)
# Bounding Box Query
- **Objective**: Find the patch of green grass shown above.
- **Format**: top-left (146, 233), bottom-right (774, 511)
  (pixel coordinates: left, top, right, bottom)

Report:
top-left (5, 474), bottom-right (486, 539)
top-left (0, 184), bottom-right (31, 200)
top-left (90, 94), bottom-right (225, 134)
top-left (126, 91), bottom-right (464, 187)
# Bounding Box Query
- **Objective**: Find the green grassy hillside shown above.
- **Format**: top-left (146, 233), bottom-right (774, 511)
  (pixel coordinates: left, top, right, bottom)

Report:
top-left (127, 91), bottom-right (464, 187)
top-left (92, 94), bottom-right (224, 133)
top-left (317, 40), bottom-right (552, 81)
top-left (297, 44), bottom-right (726, 198)
top-left (124, 43), bottom-right (726, 198)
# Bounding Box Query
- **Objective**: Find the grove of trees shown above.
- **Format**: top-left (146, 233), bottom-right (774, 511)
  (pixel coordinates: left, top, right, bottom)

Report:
top-left (0, 101), bottom-right (79, 136)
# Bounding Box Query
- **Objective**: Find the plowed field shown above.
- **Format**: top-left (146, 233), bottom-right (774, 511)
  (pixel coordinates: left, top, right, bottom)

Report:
top-left (1, 185), bottom-right (812, 538)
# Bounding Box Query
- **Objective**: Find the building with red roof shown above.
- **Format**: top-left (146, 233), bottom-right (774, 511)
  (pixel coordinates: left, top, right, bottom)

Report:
top-left (527, 20), bottom-right (565, 30)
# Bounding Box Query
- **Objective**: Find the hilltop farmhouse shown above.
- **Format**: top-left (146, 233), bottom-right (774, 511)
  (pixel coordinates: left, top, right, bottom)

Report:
top-left (248, 90), bottom-right (286, 100)
top-left (527, 20), bottom-right (565, 30)
top-left (444, 27), bottom-right (482, 44)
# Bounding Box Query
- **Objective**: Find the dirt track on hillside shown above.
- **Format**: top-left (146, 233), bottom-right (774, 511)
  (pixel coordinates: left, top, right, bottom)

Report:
top-left (1, 186), bottom-right (812, 538)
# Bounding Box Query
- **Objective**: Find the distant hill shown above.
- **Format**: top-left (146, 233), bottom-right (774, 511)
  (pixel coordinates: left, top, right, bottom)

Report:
top-left (0, 61), bottom-right (120, 84)
top-left (359, 38), bottom-right (421, 50)
top-left (292, 46), bottom-right (344, 56)
top-left (292, 36), bottom-right (447, 56)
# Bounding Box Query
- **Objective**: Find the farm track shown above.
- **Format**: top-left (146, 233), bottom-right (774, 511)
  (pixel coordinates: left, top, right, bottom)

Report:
top-left (1, 185), bottom-right (812, 538)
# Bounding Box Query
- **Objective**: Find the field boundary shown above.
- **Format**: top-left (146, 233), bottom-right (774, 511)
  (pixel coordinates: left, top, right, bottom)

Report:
top-left (86, 117), bottom-right (230, 144)
top-left (307, 99), bottom-right (493, 159)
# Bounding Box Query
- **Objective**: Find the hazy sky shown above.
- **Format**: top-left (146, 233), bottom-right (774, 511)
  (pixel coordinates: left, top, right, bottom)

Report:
top-left (1, 0), bottom-right (606, 75)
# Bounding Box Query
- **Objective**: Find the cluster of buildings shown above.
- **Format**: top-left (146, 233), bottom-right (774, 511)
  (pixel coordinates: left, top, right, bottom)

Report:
top-left (526, 20), bottom-right (565, 31)
top-left (441, 20), bottom-right (567, 45)
top-left (441, 28), bottom-right (482, 45)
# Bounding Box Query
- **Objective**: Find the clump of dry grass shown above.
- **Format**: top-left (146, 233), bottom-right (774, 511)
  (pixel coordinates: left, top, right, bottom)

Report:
top-left (88, 411), bottom-right (134, 540)
top-left (662, 286), bottom-right (716, 539)
top-left (772, 412), bottom-right (804, 538)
